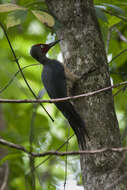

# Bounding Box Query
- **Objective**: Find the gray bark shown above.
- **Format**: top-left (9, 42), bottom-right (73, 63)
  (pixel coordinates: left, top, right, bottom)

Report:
top-left (45, 0), bottom-right (127, 189)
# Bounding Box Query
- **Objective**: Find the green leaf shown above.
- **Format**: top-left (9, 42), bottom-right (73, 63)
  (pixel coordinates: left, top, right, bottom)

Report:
top-left (108, 16), bottom-right (121, 27)
top-left (95, 6), bottom-right (108, 22)
top-left (102, 3), bottom-right (125, 15)
top-left (0, 153), bottom-right (21, 166)
top-left (31, 10), bottom-right (55, 27)
top-left (0, 3), bottom-right (26, 13)
top-left (6, 10), bottom-right (27, 28)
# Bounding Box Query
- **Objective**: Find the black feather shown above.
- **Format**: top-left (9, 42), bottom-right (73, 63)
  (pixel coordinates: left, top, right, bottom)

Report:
top-left (42, 60), bottom-right (88, 145)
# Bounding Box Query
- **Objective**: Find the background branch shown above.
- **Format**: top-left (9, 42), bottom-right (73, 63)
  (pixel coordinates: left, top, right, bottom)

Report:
top-left (0, 64), bottom-right (39, 94)
top-left (1, 137), bottom-right (127, 157)
top-left (0, 80), bottom-right (127, 104)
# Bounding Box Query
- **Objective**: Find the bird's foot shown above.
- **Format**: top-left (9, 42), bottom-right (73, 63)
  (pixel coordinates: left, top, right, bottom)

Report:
top-left (79, 66), bottom-right (99, 81)
top-left (65, 65), bottom-right (99, 83)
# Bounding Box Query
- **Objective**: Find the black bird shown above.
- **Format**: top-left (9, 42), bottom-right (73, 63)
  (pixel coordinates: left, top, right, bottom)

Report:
top-left (30, 40), bottom-right (88, 146)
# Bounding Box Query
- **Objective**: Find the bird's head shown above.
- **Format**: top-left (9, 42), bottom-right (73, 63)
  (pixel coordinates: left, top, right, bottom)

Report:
top-left (30, 39), bottom-right (61, 63)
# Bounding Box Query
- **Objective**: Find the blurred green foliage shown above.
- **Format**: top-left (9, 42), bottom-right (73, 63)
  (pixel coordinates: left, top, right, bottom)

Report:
top-left (0, 0), bottom-right (127, 189)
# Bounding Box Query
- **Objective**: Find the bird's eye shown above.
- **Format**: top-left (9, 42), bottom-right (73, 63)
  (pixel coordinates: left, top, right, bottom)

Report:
top-left (40, 44), bottom-right (43, 48)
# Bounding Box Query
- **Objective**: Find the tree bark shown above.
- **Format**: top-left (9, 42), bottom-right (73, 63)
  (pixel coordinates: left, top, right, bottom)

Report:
top-left (45, 0), bottom-right (127, 189)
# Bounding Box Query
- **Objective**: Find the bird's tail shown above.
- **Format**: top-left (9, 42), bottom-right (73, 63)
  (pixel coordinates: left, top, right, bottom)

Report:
top-left (55, 101), bottom-right (88, 146)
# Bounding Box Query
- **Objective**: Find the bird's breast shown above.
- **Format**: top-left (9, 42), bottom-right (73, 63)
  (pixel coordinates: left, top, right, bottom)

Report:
top-left (41, 62), bottom-right (67, 99)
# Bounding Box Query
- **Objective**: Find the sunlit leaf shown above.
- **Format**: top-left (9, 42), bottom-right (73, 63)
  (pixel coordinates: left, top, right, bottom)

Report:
top-left (102, 3), bottom-right (125, 15)
top-left (6, 10), bottom-right (27, 28)
top-left (32, 10), bottom-right (55, 27)
top-left (0, 3), bottom-right (26, 12)
top-left (108, 16), bottom-right (121, 27)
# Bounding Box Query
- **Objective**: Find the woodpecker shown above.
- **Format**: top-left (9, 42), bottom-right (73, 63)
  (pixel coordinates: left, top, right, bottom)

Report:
top-left (30, 40), bottom-right (88, 146)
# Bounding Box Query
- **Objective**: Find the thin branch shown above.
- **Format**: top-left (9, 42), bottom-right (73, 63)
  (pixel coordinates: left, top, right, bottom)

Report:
top-left (30, 134), bottom-right (75, 173)
top-left (0, 22), bottom-right (54, 122)
top-left (1, 137), bottom-right (127, 157)
top-left (0, 63), bottom-right (39, 94)
top-left (31, 147), bottom-right (127, 157)
top-left (64, 127), bottom-right (70, 190)
top-left (103, 9), bottom-right (127, 22)
top-left (109, 48), bottom-right (127, 64)
top-left (113, 85), bottom-right (127, 97)
top-left (106, 24), bottom-right (121, 55)
top-left (0, 163), bottom-right (8, 190)
top-left (29, 102), bottom-right (39, 190)
top-left (29, 156), bottom-right (36, 190)
top-left (0, 80), bottom-right (127, 104)
top-left (116, 28), bottom-right (127, 43)
top-left (106, 26), bottom-right (114, 54)
top-left (0, 137), bottom-right (29, 154)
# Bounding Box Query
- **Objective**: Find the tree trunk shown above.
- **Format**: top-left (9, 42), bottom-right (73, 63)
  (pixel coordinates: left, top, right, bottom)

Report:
top-left (45, 0), bottom-right (127, 189)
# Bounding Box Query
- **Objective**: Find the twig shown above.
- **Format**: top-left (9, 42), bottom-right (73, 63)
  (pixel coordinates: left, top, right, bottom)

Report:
top-left (0, 80), bottom-right (127, 104)
top-left (116, 28), bottom-right (127, 43)
top-left (29, 156), bottom-right (35, 190)
top-left (0, 137), bottom-right (29, 154)
top-left (29, 102), bottom-right (38, 190)
top-left (0, 63), bottom-right (39, 94)
top-left (103, 9), bottom-right (127, 22)
top-left (0, 163), bottom-right (8, 190)
top-left (106, 24), bottom-right (121, 55)
top-left (109, 48), bottom-right (127, 64)
top-left (64, 127), bottom-right (70, 190)
top-left (106, 26), bottom-right (113, 54)
top-left (1, 137), bottom-right (127, 157)
top-left (0, 22), bottom-right (54, 122)
top-left (113, 85), bottom-right (127, 97)
top-left (29, 134), bottom-right (74, 173)
top-left (31, 147), bottom-right (127, 157)
top-left (28, 90), bottom-right (45, 188)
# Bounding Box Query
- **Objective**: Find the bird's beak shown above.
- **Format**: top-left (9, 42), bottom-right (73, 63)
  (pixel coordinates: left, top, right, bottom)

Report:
top-left (48, 39), bottom-right (62, 48)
